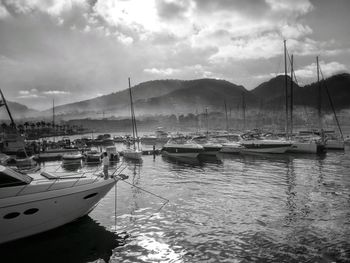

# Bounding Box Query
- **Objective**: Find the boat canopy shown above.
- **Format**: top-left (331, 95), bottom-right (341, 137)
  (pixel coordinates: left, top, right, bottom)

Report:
top-left (0, 165), bottom-right (32, 188)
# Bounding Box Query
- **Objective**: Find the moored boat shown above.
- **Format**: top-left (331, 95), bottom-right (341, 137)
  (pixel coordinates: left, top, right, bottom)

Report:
top-left (240, 139), bottom-right (292, 154)
top-left (162, 137), bottom-right (204, 158)
top-left (0, 165), bottom-right (126, 244)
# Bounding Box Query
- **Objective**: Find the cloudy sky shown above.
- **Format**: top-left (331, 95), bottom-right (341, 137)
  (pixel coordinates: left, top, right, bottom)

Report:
top-left (0, 0), bottom-right (349, 110)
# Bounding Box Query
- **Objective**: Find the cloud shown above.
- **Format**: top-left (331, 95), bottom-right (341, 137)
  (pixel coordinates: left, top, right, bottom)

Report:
top-left (144, 67), bottom-right (180, 76)
top-left (295, 61), bottom-right (348, 79)
top-left (42, 90), bottom-right (71, 95)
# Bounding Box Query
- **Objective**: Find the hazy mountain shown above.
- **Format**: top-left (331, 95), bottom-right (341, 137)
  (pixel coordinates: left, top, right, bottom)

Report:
top-left (39, 78), bottom-right (253, 118)
top-left (134, 78), bottom-right (255, 114)
top-left (45, 79), bottom-right (186, 115)
top-left (251, 73), bottom-right (350, 111)
top-left (0, 100), bottom-right (38, 120)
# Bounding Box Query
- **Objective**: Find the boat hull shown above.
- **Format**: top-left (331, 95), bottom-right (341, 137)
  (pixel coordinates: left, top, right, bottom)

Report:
top-left (240, 141), bottom-right (292, 154)
top-left (0, 179), bottom-right (116, 244)
top-left (123, 150), bottom-right (142, 160)
top-left (288, 141), bottom-right (318, 154)
top-left (162, 151), bottom-right (200, 159)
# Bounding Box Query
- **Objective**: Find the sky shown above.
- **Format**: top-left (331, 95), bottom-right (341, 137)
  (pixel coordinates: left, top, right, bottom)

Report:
top-left (0, 0), bottom-right (349, 110)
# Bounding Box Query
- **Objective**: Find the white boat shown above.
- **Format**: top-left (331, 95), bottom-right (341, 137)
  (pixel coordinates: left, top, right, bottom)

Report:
top-left (324, 131), bottom-right (344, 150)
top-left (123, 78), bottom-right (143, 161)
top-left (191, 136), bottom-right (222, 156)
top-left (240, 139), bottom-right (292, 154)
top-left (162, 137), bottom-right (204, 158)
top-left (62, 152), bottom-right (83, 161)
top-left (106, 146), bottom-right (120, 161)
top-left (288, 135), bottom-right (325, 154)
top-left (215, 134), bottom-right (243, 154)
top-left (123, 149), bottom-right (142, 160)
top-left (0, 165), bottom-right (124, 244)
top-left (86, 150), bottom-right (102, 163)
top-left (38, 148), bottom-right (80, 159)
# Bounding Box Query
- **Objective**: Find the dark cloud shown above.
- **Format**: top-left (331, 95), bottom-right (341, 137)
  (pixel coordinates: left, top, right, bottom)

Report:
top-left (155, 0), bottom-right (190, 20)
top-left (193, 0), bottom-right (270, 17)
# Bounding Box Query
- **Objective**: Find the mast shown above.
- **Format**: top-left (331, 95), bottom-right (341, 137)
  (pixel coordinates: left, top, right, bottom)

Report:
top-left (205, 107), bottom-right (209, 137)
top-left (316, 56), bottom-right (322, 130)
top-left (242, 91), bottom-right (246, 131)
top-left (128, 77), bottom-right (136, 150)
top-left (290, 54), bottom-right (294, 136)
top-left (284, 40), bottom-right (289, 137)
top-left (52, 99), bottom-right (55, 142)
top-left (0, 89), bottom-right (16, 127)
top-left (224, 100), bottom-right (229, 131)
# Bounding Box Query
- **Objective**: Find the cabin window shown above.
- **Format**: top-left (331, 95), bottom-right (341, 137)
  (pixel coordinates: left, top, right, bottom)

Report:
top-left (23, 208), bottom-right (39, 215)
top-left (0, 172), bottom-right (27, 188)
top-left (84, 193), bottom-right (98, 199)
top-left (4, 212), bottom-right (20, 219)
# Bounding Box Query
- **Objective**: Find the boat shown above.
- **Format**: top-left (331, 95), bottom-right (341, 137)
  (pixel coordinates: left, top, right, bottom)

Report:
top-left (214, 134), bottom-right (244, 154)
top-left (38, 148), bottom-right (80, 160)
top-left (0, 165), bottom-right (126, 244)
top-left (324, 130), bottom-right (344, 150)
top-left (105, 146), bottom-right (120, 161)
top-left (190, 136), bottom-right (222, 156)
top-left (123, 78), bottom-right (142, 161)
top-left (240, 139), bottom-right (292, 154)
top-left (85, 150), bottom-right (102, 163)
top-left (162, 137), bottom-right (204, 158)
top-left (62, 152), bottom-right (84, 162)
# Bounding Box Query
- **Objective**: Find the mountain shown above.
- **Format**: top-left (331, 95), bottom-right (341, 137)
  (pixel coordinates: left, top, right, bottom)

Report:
top-left (0, 100), bottom-right (38, 120)
top-left (134, 78), bottom-right (255, 114)
top-left (250, 73), bottom-right (350, 111)
top-left (47, 79), bottom-right (186, 115)
top-left (40, 78), bottom-right (253, 118)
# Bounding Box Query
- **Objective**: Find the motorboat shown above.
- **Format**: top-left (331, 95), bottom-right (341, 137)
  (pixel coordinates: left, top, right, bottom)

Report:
top-left (215, 134), bottom-right (244, 154)
top-left (38, 148), bottom-right (80, 160)
top-left (62, 152), bottom-right (84, 162)
top-left (324, 131), bottom-right (344, 150)
top-left (288, 135), bottom-right (325, 154)
top-left (190, 136), bottom-right (222, 156)
top-left (0, 165), bottom-right (126, 244)
top-left (161, 137), bottom-right (204, 158)
top-left (105, 146), bottom-right (120, 161)
top-left (85, 150), bottom-right (102, 163)
top-left (123, 149), bottom-right (142, 160)
top-left (240, 139), bottom-right (292, 154)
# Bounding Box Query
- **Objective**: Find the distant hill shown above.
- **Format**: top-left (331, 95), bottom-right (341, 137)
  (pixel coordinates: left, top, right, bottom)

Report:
top-left (39, 78), bottom-right (254, 118)
top-left (0, 100), bottom-right (37, 120)
top-left (250, 73), bottom-right (350, 111)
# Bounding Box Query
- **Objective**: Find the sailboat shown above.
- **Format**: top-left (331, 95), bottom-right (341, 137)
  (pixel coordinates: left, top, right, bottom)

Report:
top-left (279, 41), bottom-right (325, 154)
top-left (123, 78), bottom-right (142, 160)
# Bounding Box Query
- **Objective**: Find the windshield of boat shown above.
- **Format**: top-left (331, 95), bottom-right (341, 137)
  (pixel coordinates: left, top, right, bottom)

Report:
top-left (0, 170), bottom-right (32, 188)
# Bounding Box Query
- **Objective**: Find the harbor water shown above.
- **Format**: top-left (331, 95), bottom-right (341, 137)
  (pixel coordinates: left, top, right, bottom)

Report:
top-left (1, 148), bottom-right (350, 262)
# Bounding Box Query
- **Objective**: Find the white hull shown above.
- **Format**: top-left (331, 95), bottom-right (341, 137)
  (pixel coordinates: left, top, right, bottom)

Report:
top-left (220, 144), bottom-right (242, 154)
top-left (123, 150), bottom-right (142, 160)
top-left (240, 146), bottom-right (290, 154)
top-left (325, 140), bottom-right (344, 150)
top-left (162, 151), bottom-right (200, 158)
top-left (288, 141), bottom-right (318, 154)
top-left (0, 179), bottom-right (115, 244)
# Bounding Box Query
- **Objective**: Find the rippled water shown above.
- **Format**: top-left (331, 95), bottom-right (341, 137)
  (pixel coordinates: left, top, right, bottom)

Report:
top-left (1, 148), bottom-right (350, 263)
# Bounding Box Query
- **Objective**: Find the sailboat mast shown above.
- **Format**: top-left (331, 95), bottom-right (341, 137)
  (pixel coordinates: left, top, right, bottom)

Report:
top-left (284, 40), bottom-right (289, 137)
top-left (224, 100), bottom-right (229, 131)
top-left (290, 54), bottom-right (294, 136)
top-left (0, 89), bottom-right (15, 127)
top-left (128, 77), bottom-right (136, 149)
top-left (316, 56), bottom-right (322, 130)
top-left (53, 98), bottom-right (55, 142)
top-left (205, 107), bottom-right (209, 137)
top-left (242, 91), bottom-right (246, 131)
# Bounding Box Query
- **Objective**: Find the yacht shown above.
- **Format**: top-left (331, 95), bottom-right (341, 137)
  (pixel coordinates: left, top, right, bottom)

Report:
top-left (162, 137), bottom-right (204, 158)
top-left (0, 165), bottom-right (125, 244)
top-left (215, 134), bottom-right (244, 154)
top-left (190, 136), bottom-right (222, 156)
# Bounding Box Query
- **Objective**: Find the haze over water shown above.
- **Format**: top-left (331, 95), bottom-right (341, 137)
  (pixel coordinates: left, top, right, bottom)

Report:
top-left (2, 147), bottom-right (350, 262)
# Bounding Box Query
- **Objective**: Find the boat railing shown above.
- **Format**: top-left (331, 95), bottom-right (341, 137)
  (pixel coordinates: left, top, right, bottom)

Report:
top-left (13, 161), bottom-right (127, 197)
